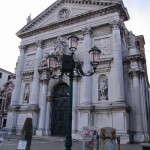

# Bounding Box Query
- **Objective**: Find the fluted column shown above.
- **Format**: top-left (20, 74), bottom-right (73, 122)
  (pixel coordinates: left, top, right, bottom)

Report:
top-left (11, 45), bottom-right (26, 106)
top-left (30, 40), bottom-right (43, 105)
top-left (37, 72), bottom-right (49, 135)
top-left (80, 27), bottom-right (92, 105)
top-left (72, 78), bottom-right (78, 134)
top-left (111, 21), bottom-right (125, 102)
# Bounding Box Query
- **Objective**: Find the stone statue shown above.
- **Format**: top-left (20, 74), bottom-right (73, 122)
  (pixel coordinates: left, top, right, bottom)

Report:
top-left (99, 79), bottom-right (108, 100)
top-left (129, 31), bottom-right (136, 47)
top-left (26, 14), bottom-right (31, 24)
top-left (24, 85), bottom-right (30, 103)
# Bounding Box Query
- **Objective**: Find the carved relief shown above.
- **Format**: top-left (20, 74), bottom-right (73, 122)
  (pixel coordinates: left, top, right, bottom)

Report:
top-left (25, 54), bottom-right (35, 69)
top-left (23, 83), bottom-right (30, 103)
top-left (53, 36), bottom-right (66, 64)
top-left (94, 38), bottom-right (111, 55)
top-left (58, 8), bottom-right (70, 20)
top-left (98, 74), bottom-right (108, 100)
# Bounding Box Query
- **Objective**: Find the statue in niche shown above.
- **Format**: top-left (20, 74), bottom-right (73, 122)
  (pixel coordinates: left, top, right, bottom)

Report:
top-left (24, 84), bottom-right (30, 103)
top-left (99, 78), bottom-right (108, 100)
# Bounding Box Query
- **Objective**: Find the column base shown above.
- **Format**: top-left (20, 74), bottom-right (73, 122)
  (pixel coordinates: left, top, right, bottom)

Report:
top-left (134, 133), bottom-right (148, 143)
top-left (36, 129), bottom-right (45, 136)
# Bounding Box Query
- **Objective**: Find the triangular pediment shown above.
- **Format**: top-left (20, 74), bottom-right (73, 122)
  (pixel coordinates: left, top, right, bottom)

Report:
top-left (16, 0), bottom-right (128, 38)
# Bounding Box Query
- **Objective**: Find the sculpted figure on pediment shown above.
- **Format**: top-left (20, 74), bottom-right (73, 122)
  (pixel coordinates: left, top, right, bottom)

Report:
top-left (26, 14), bottom-right (31, 24)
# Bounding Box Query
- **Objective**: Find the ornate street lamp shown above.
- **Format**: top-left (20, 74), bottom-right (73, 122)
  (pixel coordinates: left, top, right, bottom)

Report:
top-left (47, 34), bottom-right (101, 150)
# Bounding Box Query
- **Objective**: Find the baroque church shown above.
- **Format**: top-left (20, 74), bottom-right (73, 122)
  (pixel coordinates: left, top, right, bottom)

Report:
top-left (6, 0), bottom-right (150, 143)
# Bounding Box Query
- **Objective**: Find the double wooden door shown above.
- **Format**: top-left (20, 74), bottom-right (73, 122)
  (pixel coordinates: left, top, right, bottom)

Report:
top-left (51, 83), bottom-right (69, 136)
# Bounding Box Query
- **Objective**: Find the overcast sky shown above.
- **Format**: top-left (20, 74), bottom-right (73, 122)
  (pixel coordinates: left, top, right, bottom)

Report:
top-left (0, 0), bottom-right (150, 79)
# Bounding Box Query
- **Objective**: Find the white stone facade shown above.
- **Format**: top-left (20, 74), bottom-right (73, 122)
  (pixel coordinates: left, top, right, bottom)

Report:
top-left (6, 0), bottom-right (150, 143)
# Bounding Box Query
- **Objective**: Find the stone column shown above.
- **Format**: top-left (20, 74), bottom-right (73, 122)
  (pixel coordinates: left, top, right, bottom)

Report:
top-left (30, 40), bottom-right (43, 105)
top-left (140, 75), bottom-right (149, 142)
top-left (11, 45), bottom-right (26, 106)
top-left (36, 71), bottom-right (49, 136)
top-left (111, 21), bottom-right (125, 102)
top-left (45, 96), bottom-right (52, 136)
top-left (80, 27), bottom-right (92, 105)
top-left (129, 70), bottom-right (144, 141)
top-left (72, 78), bottom-right (78, 135)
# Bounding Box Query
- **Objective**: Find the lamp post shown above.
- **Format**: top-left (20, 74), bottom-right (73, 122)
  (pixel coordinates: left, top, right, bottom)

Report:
top-left (47, 34), bottom-right (101, 150)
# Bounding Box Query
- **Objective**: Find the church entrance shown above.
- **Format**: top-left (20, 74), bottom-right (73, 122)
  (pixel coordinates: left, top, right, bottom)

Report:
top-left (51, 83), bottom-right (69, 136)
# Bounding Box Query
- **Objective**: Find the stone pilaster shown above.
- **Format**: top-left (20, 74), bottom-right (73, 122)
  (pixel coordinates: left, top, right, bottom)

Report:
top-left (111, 20), bottom-right (125, 102)
top-left (11, 45), bottom-right (26, 106)
top-left (30, 40), bottom-right (43, 105)
top-left (36, 71), bottom-right (49, 136)
top-left (80, 27), bottom-right (92, 105)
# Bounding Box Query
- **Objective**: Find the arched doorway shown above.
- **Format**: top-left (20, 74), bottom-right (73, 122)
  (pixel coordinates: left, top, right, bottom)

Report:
top-left (51, 83), bottom-right (69, 136)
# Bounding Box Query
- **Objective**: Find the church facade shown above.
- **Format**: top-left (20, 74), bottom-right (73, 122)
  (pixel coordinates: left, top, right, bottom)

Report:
top-left (6, 0), bottom-right (150, 143)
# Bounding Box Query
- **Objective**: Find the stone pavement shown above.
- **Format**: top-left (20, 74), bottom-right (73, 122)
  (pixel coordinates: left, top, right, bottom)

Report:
top-left (0, 133), bottom-right (143, 150)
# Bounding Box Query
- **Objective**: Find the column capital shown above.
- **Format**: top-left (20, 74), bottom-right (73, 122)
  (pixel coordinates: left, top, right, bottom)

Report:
top-left (128, 69), bottom-right (145, 78)
top-left (110, 20), bottom-right (121, 30)
top-left (36, 40), bottom-right (44, 48)
top-left (18, 45), bottom-right (26, 52)
top-left (40, 74), bottom-right (49, 84)
top-left (82, 26), bottom-right (92, 36)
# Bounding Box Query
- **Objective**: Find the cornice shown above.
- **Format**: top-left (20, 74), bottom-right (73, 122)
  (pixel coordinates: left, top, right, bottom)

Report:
top-left (99, 57), bottom-right (113, 64)
top-left (22, 70), bottom-right (34, 76)
top-left (17, 3), bottom-right (129, 38)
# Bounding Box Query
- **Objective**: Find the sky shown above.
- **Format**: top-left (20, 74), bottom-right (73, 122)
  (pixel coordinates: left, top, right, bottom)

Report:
top-left (0, 0), bottom-right (150, 79)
